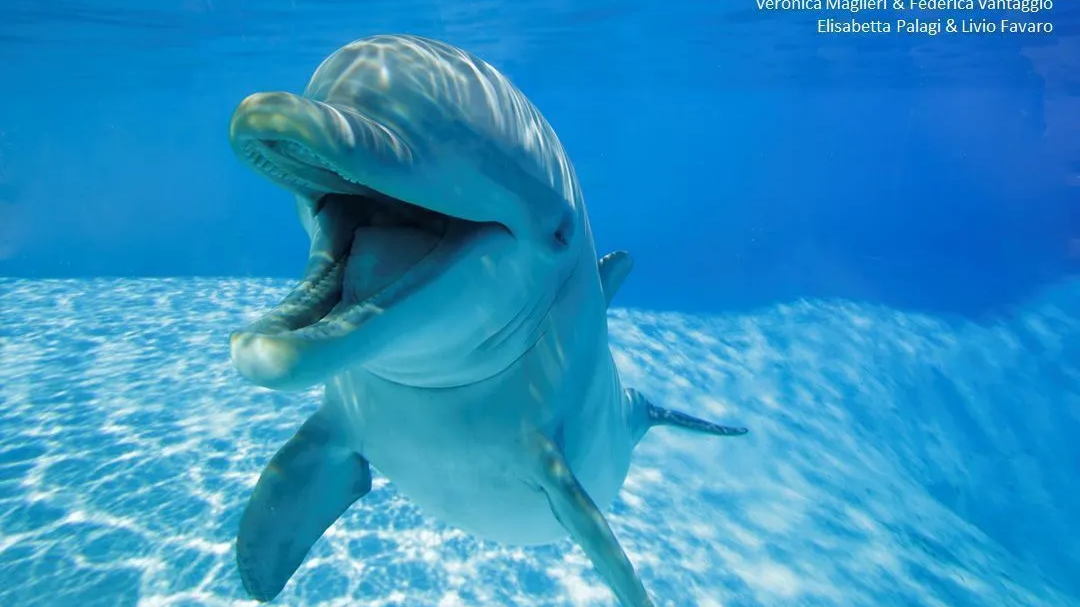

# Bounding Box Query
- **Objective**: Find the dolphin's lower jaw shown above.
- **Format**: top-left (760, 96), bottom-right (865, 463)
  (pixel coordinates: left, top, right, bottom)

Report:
top-left (227, 94), bottom-right (489, 392)
top-left (228, 194), bottom-right (456, 391)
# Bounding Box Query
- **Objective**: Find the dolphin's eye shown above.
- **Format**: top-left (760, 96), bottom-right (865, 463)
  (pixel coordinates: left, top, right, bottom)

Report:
top-left (554, 228), bottom-right (569, 248)
top-left (552, 210), bottom-right (574, 250)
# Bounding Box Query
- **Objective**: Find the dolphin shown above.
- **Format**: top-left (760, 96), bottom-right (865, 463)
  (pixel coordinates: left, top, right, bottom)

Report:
top-left (226, 34), bottom-right (748, 607)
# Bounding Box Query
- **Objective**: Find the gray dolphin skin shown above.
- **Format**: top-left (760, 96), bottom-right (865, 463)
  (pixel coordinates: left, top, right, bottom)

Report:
top-left (226, 34), bottom-right (748, 607)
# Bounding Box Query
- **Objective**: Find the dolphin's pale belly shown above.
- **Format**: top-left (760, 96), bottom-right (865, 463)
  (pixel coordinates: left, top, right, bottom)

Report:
top-left (365, 436), bottom-right (568, 545)
top-left (340, 395), bottom-right (569, 544)
top-left (324, 351), bottom-right (632, 546)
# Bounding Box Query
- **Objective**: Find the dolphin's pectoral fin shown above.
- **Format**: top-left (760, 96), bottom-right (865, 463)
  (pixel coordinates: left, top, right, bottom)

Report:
top-left (236, 410), bottom-right (372, 602)
top-left (598, 251), bottom-right (633, 308)
top-left (529, 433), bottom-right (656, 607)
top-left (626, 387), bottom-right (749, 444)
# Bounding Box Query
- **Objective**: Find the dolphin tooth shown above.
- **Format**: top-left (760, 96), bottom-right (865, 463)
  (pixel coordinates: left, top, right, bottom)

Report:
top-left (240, 257), bottom-right (344, 337)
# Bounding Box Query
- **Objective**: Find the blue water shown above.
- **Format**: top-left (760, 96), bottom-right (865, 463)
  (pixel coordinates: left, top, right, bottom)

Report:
top-left (1, 1), bottom-right (1078, 606)
top-left (1, 278), bottom-right (1078, 606)
top-left (2, 0), bottom-right (1078, 315)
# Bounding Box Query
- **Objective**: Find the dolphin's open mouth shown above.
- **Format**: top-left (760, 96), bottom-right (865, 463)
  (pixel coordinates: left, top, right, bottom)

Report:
top-left (228, 130), bottom-right (494, 390)
top-left (239, 190), bottom-right (457, 340)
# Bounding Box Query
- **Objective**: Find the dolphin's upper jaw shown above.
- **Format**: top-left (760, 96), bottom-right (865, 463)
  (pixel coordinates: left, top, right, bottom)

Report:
top-left (228, 91), bottom-right (381, 200)
top-left (232, 135), bottom-right (368, 201)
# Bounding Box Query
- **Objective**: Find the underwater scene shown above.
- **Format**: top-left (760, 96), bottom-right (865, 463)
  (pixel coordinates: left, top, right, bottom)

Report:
top-left (0, 1), bottom-right (1078, 607)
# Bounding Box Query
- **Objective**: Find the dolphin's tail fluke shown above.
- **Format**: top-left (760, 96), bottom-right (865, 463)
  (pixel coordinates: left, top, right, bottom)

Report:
top-left (626, 387), bottom-right (748, 445)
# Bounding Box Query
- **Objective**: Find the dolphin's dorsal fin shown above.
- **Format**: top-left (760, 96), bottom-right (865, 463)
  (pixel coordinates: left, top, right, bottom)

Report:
top-left (598, 251), bottom-right (633, 308)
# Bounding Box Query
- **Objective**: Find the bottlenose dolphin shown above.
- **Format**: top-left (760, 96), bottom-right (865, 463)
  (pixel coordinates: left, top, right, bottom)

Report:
top-left (226, 34), bottom-right (748, 607)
